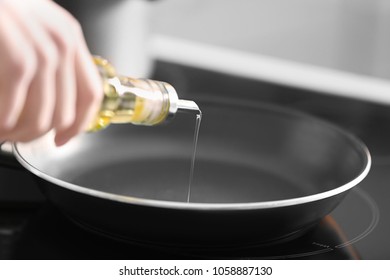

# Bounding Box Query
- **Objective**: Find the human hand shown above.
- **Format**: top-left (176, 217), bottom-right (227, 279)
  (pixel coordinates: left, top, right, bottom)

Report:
top-left (0, 0), bottom-right (103, 146)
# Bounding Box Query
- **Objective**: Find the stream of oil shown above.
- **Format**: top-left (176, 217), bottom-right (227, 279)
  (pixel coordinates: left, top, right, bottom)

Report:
top-left (186, 111), bottom-right (202, 203)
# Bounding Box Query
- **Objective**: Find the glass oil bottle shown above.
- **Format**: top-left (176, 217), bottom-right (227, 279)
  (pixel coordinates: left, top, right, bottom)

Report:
top-left (88, 56), bottom-right (199, 131)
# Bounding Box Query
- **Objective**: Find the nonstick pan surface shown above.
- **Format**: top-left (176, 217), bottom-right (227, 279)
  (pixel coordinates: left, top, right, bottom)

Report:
top-left (12, 100), bottom-right (371, 247)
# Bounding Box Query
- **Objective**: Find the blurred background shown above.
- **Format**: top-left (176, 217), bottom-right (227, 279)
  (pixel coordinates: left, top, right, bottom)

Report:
top-left (150, 0), bottom-right (390, 80)
top-left (57, 0), bottom-right (390, 104)
top-left (57, 0), bottom-right (390, 77)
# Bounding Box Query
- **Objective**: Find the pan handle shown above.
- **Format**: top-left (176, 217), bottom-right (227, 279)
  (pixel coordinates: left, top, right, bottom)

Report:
top-left (0, 141), bottom-right (23, 170)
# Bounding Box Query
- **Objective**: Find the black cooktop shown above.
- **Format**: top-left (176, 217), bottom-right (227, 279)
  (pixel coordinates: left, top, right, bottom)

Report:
top-left (1, 62), bottom-right (389, 259)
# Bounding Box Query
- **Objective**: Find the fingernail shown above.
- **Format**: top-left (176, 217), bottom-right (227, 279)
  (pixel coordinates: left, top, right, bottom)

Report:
top-left (54, 136), bottom-right (69, 147)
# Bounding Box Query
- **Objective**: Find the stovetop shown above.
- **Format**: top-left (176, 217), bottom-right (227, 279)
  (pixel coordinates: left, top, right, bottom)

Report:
top-left (1, 62), bottom-right (389, 259)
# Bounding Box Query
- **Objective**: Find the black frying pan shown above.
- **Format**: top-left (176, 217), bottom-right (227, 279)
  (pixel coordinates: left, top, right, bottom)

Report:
top-left (1, 100), bottom-right (370, 248)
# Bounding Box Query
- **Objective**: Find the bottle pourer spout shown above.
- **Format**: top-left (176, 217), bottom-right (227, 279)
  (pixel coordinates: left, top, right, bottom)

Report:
top-left (177, 99), bottom-right (201, 113)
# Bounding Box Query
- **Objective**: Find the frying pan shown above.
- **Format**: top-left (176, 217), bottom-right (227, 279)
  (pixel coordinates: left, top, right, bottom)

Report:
top-left (0, 99), bottom-right (371, 248)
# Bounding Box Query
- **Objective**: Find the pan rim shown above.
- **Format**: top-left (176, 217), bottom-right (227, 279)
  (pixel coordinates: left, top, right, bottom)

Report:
top-left (13, 145), bottom-right (371, 210)
top-left (12, 102), bottom-right (372, 211)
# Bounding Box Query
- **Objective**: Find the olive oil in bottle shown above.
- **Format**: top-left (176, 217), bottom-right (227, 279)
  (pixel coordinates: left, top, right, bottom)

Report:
top-left (88, 56), bottom-right (181, 131)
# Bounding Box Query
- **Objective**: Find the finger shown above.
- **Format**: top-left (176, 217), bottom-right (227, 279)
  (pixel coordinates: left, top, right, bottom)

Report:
top-left (55, 34), bottom-right (103, 146)
top-left (53, 55), bottom-right (77, 132)
top-left (0, 12), bottom-right (36, 133)
top-left (3, 8), bottom-right (58, 142)
top-left (37, 4), bottom-right (78, 132)
top-left (7, 54), bottom-right (57, 143)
